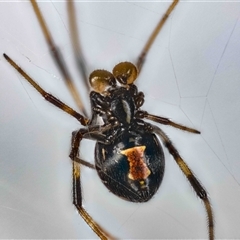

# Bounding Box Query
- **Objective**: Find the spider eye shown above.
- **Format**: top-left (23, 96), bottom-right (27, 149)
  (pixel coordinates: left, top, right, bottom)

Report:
top-left (89, 70), bottom-right (116, 93)
top-left (112, 62), bottom-right (138, 85)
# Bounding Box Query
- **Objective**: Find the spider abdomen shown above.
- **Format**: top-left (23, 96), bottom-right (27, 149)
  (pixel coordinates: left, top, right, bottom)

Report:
top-left (95, 131), bottom-right (165, 202)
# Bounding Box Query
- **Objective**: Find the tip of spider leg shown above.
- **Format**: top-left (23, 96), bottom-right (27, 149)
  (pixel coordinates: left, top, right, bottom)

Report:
top-left (3, 53), bottom-right (10, 61)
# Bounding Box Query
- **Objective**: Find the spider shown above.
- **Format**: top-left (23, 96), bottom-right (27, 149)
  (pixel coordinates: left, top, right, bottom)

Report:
top-left (3, 0), bottom-right (214, 239)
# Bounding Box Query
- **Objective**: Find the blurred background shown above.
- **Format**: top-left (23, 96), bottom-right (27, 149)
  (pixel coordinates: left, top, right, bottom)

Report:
top-left (0, 1), bottom-right (240, 239)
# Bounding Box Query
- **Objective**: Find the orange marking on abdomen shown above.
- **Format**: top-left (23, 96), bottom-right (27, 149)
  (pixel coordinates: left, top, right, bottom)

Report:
top-left (120, 146), bottom-right (151, 180)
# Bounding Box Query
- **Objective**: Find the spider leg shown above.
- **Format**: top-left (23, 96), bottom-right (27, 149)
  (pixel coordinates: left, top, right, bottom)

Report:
top-left (74, 157), bottom-right (95, 169)
top-left (136, 0), bottom-right (179, 73)
top-left (67, 1), bottom-right (89, 93)
top-left (151, 124), bottom-right (214, 240)
top-left (70, 125), bottom-right (116, 239)
top-left (70, 124), bottom-right (114, 160)
top-left (3, 54), bottom-right (89, 126)
top-left (72, 161), bottom-right (110, 240)
top-left (137, 110), bottom-right (200, 134)
top-left (30, 0), bottom-right (88, 117)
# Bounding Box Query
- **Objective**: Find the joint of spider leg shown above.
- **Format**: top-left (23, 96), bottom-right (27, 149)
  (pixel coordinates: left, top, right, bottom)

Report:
top-left (134, 92), bottom-right (145, 108)
top-left (164, 140), bottom-right (180, 158)
top-left (70, 140), bottom-right (81, 159)
top-left (199, 188), bottom-right (208, 199)
top-left (145, 123), bottom-right (154, 132)
top-left (69, 147), bottom-right (78, 160)
top-left (132, 118), bottom-right (145, 128)
top-left (105, 135), bottom-right (114, 145)
top-left (189, 176), bottom-right (208, 199)
top-left (128, 84), bottom-right (139, 97)
top-left (92, 94), bottom-right (111, 113)
top-left (91, 107), bottom-right (111, 122)
top-left (92, 107), bottom-right (104, 116)
top-left (135, 110), bottom-right (146, 119)
top-left (134, 121), bottom-right (153, 132)
top-left (70, 132), bottom-right (85, 159)
top-left (75, 115), bottom-right (89, 126)
top-left (108, 115), bottom-right (118, 125)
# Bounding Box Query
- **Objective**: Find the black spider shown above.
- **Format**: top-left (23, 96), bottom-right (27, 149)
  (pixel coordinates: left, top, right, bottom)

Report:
top-left (3, 0), bottom-right (214, 239)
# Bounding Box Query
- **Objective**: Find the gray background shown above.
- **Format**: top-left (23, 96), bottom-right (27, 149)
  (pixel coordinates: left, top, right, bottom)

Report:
top-left (0, 1), bottom-right (240, 239)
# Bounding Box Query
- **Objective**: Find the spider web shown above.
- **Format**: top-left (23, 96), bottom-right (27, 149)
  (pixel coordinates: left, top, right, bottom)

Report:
top-left (0, 1), bottom-right (239, 239)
